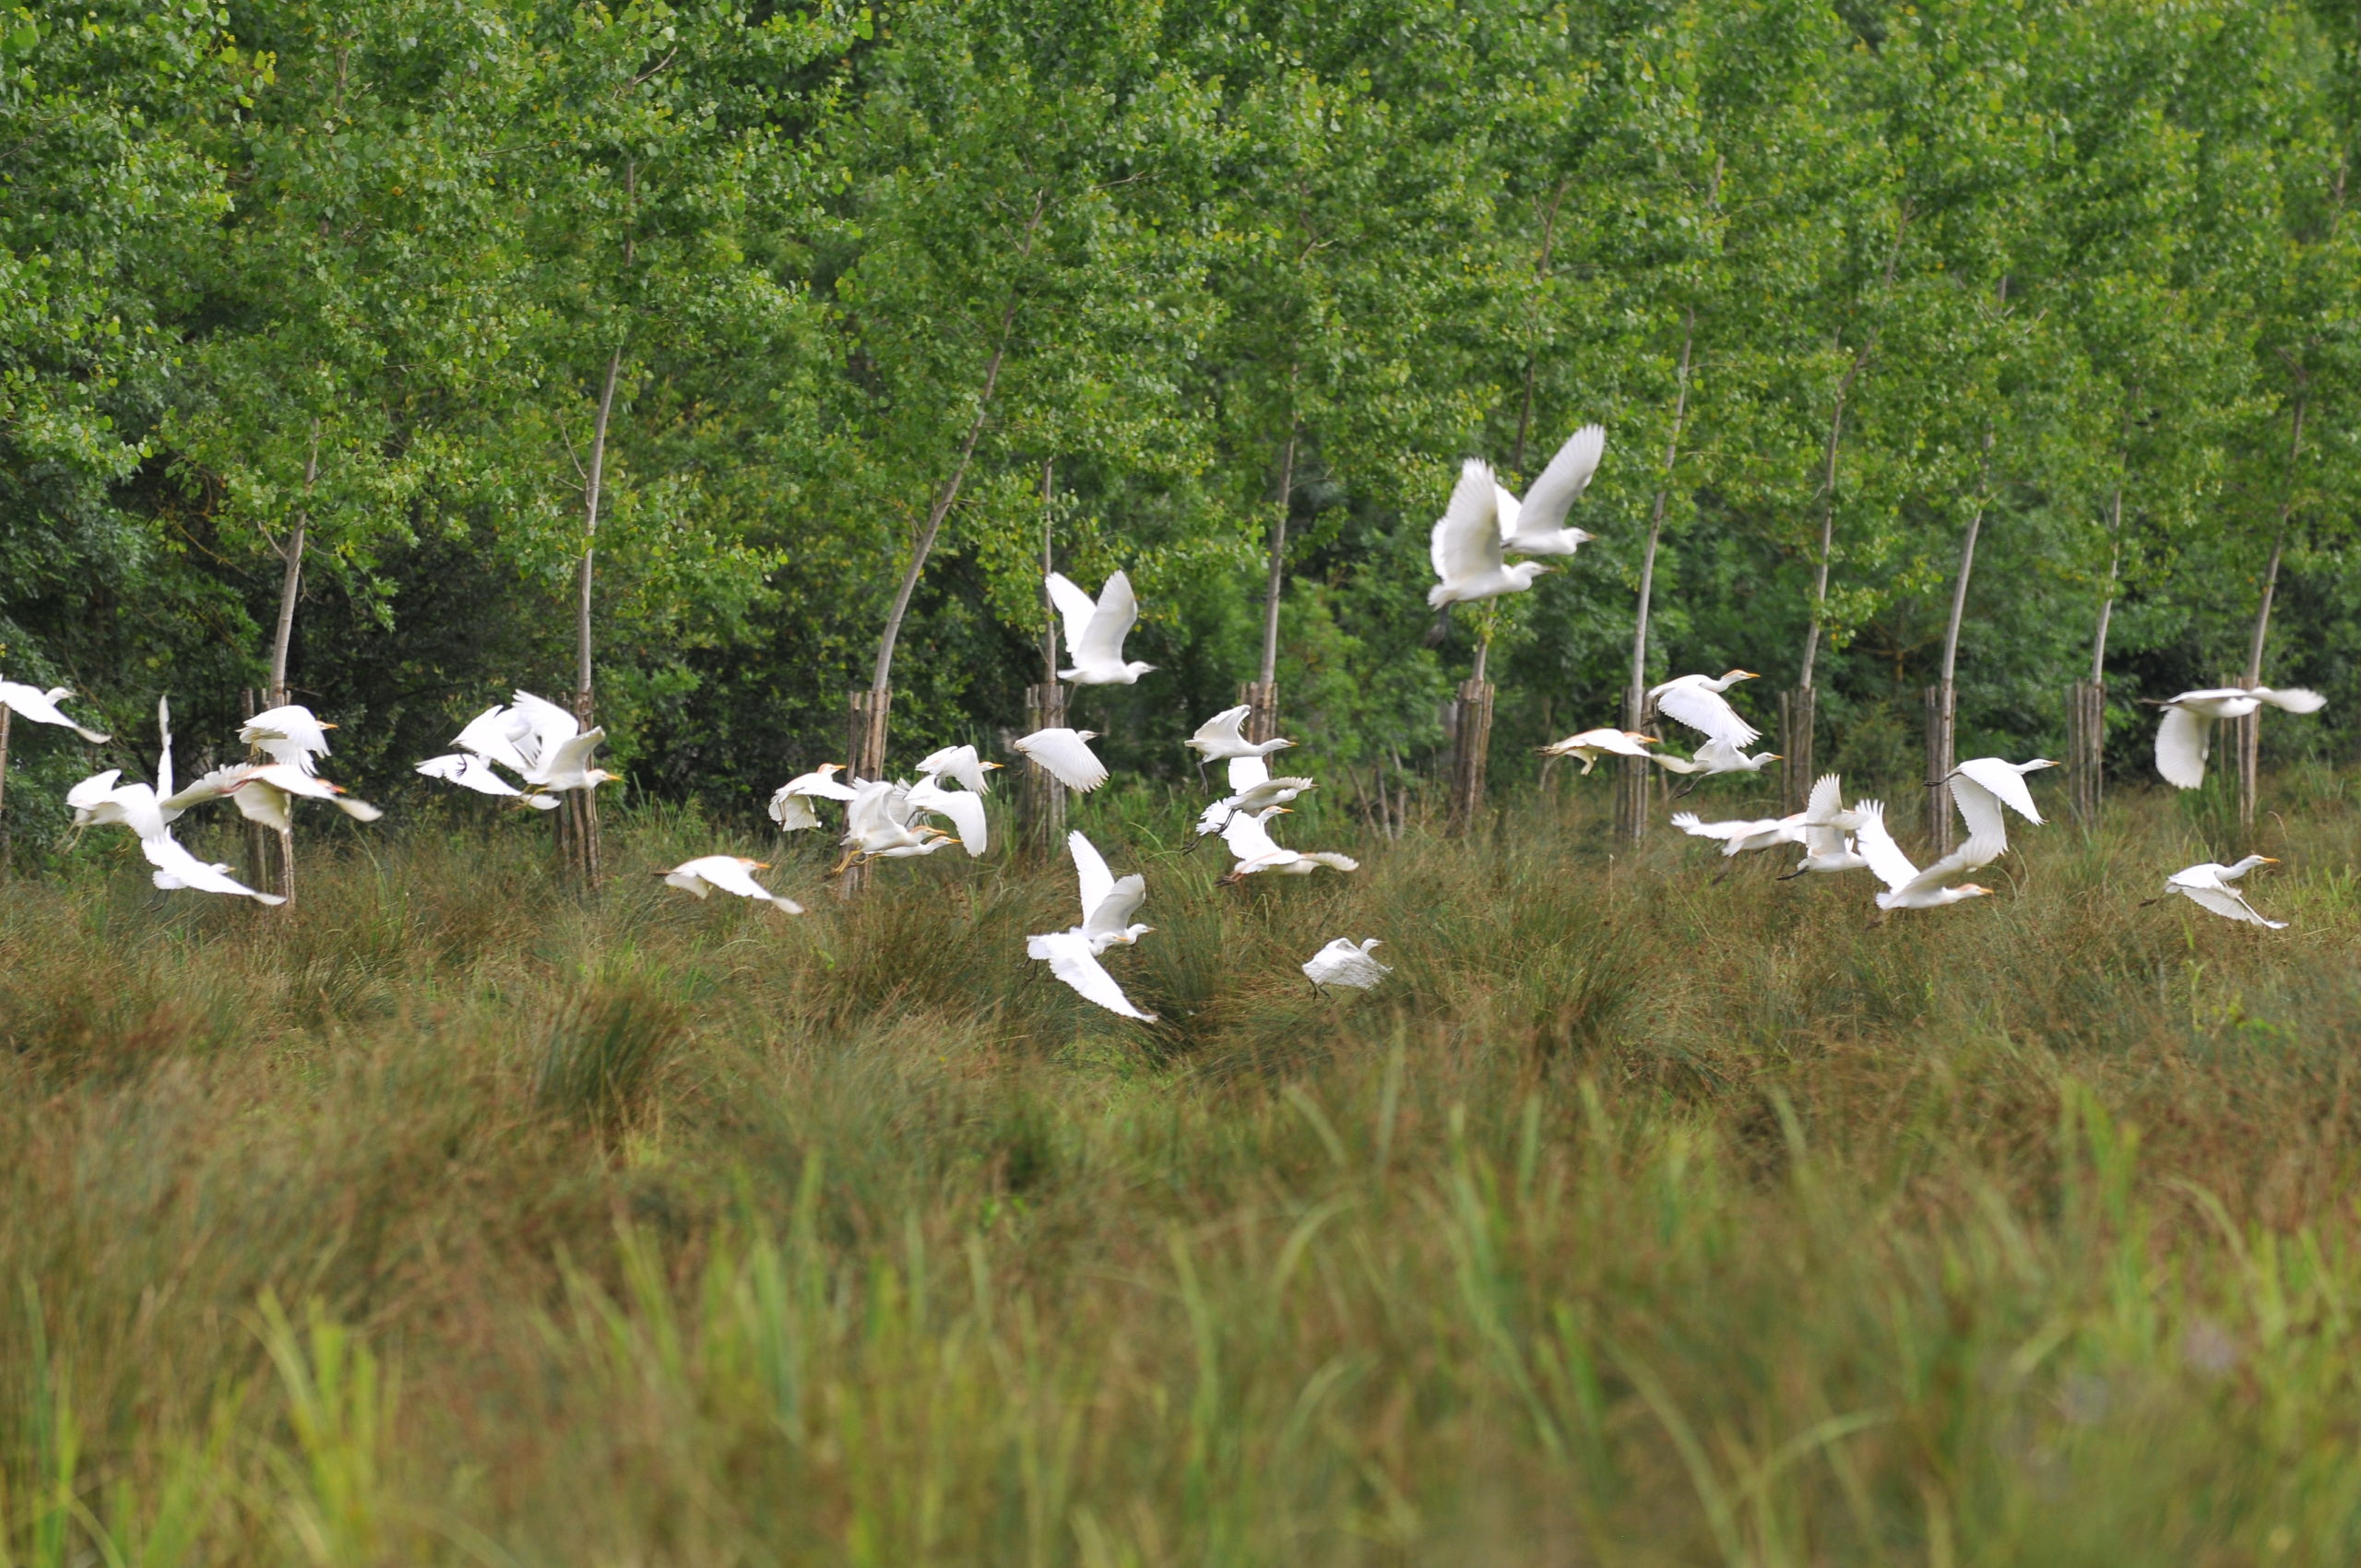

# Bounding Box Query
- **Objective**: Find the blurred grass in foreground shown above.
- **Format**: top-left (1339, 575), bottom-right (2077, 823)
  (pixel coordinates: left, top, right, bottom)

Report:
top-left (1, 778), bottom-right (2359, 1565)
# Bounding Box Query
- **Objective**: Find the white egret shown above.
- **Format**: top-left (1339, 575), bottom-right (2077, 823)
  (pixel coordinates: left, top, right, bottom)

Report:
top-left (1046, 570), bottom-right (1155, 685)
top-left (1193, 754), bottom-right (1316, 837)
top-left (240, 705), bottom-right (335, 775)
top-left (1497, 423), bottom-right (1606, 556)
top-left (831, 778), bottom-right (954, 874)
top-left (1850, 800), bottom-right (2000, 915)
top-left (659, 855), bottom-right (803, 913)
top-left (1026, 929), bottom-right (1158, 1021)
top-left (505, 689), bottom-right (620, 795)
top-left (1303, 938), bottom-right (1391, 994)
top-left (906, 774), bottom-right (989, 857)
top-left (141, 829), bottom-right (285, 905)
top-left (914, 744), bottom-right (1004, 794)
top-left (2149, 686), bottom-right (2327, 790)
top-left (0, 680), bottom-right (109, 742)
top-left (1942, 757), bottom-right (2058, 851)
top-left (1012, 727), bottom-right (1109, 793)
top-left (2149, 856), bottom-right (2284, 928)
top-left (1647, 671), bottom-right (1762, 750)
top-left (165, 762), bottom-right (384, 832)
top-left (68, 770), bottom-right (169, 839)
top-left (416, 704), bottom-right (560, 809)
top-left (1538, 728), bottom-right (1656, 774)
top-left (1651, 737), bottom-right (1781, 785)
top-left (418, 750), bottom-right (556, 808)
top-left (1426, 459), bottom-right (1555, 632)
top-left (768, 762), bottom-right (858, 830)
top-left (1778, 775), bottom-right (1869, 879)
top-left (1668, 809), bottom-right (1799, 857)
top-left (1217, 806), bottom-right (1358, 884)
top-left (1183, 705), bottom-right (1295, 785)
top-left (1059, 829), bottom-right (1152, 953)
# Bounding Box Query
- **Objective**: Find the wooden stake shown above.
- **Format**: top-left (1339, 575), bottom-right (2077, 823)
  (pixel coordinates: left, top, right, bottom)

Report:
top-left (1924, 681), bottom-right (1956, 856)
top-left (1021, 682), bottom-right (1067, 854)
top-left (1447, 678), bottom-right (1495, 834)
top-left (1777, 686), bottom-right (1817, 815)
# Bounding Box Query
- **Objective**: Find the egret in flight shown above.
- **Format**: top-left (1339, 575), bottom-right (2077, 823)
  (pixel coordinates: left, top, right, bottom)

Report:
top-left (1651, 737), bottom-right (1781, 789)
top-left (1303, 938), bottom-right (1391, 994)
top-left (2148, 856), bottom-right (2284, 928)
top-left (1193, 754), bottom-right (1316, 837)
top-left (506, 689), bottom-right (620, 796)
top-left (1012, 727), bottom-right (1109, 792)
top-left (167, 762), bottom-right (384, 831)
top-left (1056, 829), bottom-right (1152, 953)
top-left (1217, 806), bottom-right (1358, 884)
top-left (1648, 671), bottom-right (1762, 749)
top-left (1538, 728), bottom-right (1656, 774)
top-left (914, 744), bottom-right (1004, 794)
top-left (240, 705), bottom-right (336, 775)
top-left (0, 680), bottom-right (110, 742)
top-left (1942, 757), bottom-right (2058, 852)
top-left (140, 830), bottom-right (284, 905)
top-left (2149, 686), bottom-right (2326, 789)
top-left (417, 704), bottom-right (561, 809)
top-left (1495, 423), bottom-right (1606, 557)
top-left (1850, 799), bottom-right (2000, 915)
top-left (1184, 706), bottom-right (1295, 786)
top-left (768, 762), bottom-right (857, 830)
top-left (831, 778), bottom-right (955, 874)
top-left (1026, 930), bottom-right (1158, 1021)
top-left (907, 774), bottom-right (990, 857)
top-left (1425, 459), bottom-right (1556, 641)
top-left (659, 855), bottom-right (803, 912)
top-left (1047, 570), bottom-right (1155, 685)
top-left (1780, 774), bottom-right (1868, 879)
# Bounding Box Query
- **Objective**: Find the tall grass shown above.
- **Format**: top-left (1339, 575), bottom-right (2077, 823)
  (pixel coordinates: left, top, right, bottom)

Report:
top-left (2, 779), bottom-right (2358, 1563)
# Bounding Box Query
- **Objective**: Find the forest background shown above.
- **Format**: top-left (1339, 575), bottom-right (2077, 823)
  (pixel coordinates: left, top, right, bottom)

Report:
top-left (6, 0), bottom-right (2359, 827)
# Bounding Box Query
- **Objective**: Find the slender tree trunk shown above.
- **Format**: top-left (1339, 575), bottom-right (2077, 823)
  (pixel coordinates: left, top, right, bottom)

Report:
top-left (1243, 385), bottom-right (1299, 745)
top-left (1512, 178), bottom-right (1572, 474)
top-left (256, 422), bottom-right (321, 904)
top-left (1617, 308), bottom-right (1694, 841)
top-left (1926, 430), bottom-right (1996, 855)
top-left (2091, 483), bottom-right (2123, 684)
top-left (2238, 394), bottom-right (2306, 826)
top-left (560, 344), bottom-right (623, 888)
top-left (0, 704), bottom-right (11, 874)
top-left (1040, 458), bottom-right (1059, 687)
top-left (1797, 349), bottom-right (1867, 693)
top-left (1022, 458), bottom-right (1066, 855)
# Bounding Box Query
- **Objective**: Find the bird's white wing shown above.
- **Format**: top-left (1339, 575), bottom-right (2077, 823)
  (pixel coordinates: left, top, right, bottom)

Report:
top-left (1804, 773), bottom-right (1844, 823)
top-left (1045, 573), bottom-right (1100, 663)
top-left (1226, 754), bottom-right (1270, 793)
top-left (1653, 684), bottom-right (1761, 748)
top-left (844, 779), bottom-right (898, 840)
top-left (141, 831), bottom-right (284, 904)
top-left (2154, 705), bottom-right (2210, 789)
top-left (1430, 459), bottom-right (1505, 584)
top-left (1067, 829), bottom-right (1115, 925)
top-left (916, 745), bottom-right (996, 794)
top-left (782, 767), bottom-right (859, 802)
top-left (1082, 873), bottom-right (1147, 944)
top-left (0, 681), bottom-right (112, 742)
top-left (1847, 802), bottom-right (1919, 893)
top-left (1030, 930), bottom-right (1156, 1020)
top-left (1299, 851), bottom-right (1359, 872)
top-left (908, 777), bottom-right (988, 857)
top-left (1946, 773), bottom-right (2009, 849)
top-left (1222, 807), bottom-right (1283, 861)
top-left (539, 727), bottom-right (606, 786)
top-left (1513, 423), bottom-right (1607, 536)
top-left (508, 690), bottom-right (580, 766)
top-left (451, 706), bottom-right (536, 775)
top-left (421, 753), bottom-right (526, 798)
top-left (2259, 686), bottom-right (2327, 714)
top-left (66, 769), bottom-right (124, 814)
top-left (686, 858), bottom-right (779, 904)
top-left (1954, 757), bottom-right (2044, 825)
top-left (1015, 730), bottom-right (1108, 792)
top-left (769, 790), bottom-right (820, 830)
top-left (1076, 571), bottom-right (1140, 669)
top-left (1669, 813), bottom-right (1766, 842)
top-left (1190, 706), bottom-right (1249, 751)
top-left (1906, 831), bottom-right (2004, 896)
top-left (2177, 882), bottom-right (2284, 928)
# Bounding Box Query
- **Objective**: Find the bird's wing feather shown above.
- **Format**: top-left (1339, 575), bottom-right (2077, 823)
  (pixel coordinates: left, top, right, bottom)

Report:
top-left (908, 778), bottom-right (988, 856)
top-left (454, 706), bottom-right (535, 775)
top-left (507, 690), bottom-right (580, 766)
top-left (1299, 852), bottom-right (1359, 871)
top-left (1908, 830), bottom-right (2004, 894)
top-left (2178, 883), bottom-right (2282, 927)
top-left (1849, 802), bottom-right (1918, 893)
top-left (1805, 773), bottom-right (1843, 823)
top-left (1067, 830), bottom-right (1115, 924)
top-left (1654, 684), bottom-right (1761, 748)
top-left (1076, 572), bottom-right (1140, 668)
top-left (541, 728), bottom-right (605, 783)
top-left (1431, 459), bottom-right (1505, 584)
top-left (769, 790), bottom-right (819, 830)
top-left (2260, 686), bottom-right (2327, 714)
top-left (1017, 730), bottom-right (1108, 792)
top-left (1955, 757), bottom-right (2044, 825)
top-left (1946, 773), bottom-right (2009, 848)
top-left (1045, 574), bottom-right (1099, 661)
top-left (1513, 423), bottom-right (1606, 535)
top-left (1190, 707), bottom-right (1249, 748)
top-left (1226, 754), bottom-right (1270, 792)
top-left (1222, 808), bottom-right (1281, 861)
top-left (1038, 932), bottom-right (1156, 1020)
top-left (2154, 705), bottom-right (2209, 789)
top-left (1082, 873), bottom-right (1147, 941)
top-left (141, 831), bottom-right (284, 903)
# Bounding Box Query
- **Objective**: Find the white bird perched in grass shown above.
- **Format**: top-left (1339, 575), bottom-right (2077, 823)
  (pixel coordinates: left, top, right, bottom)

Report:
top-left (1425, 458), bottom-right (1556, 640)
top-left (1012, 727), bottom-right (1109, 793)
top-left (506, 689), bottom-right (619, 795)
top-left (240, 704), bottom-right (336, 775)
top-left (1183, 705), bottom-right (1295, 785)
top-left (1047, 570), bottom-right (1156, 685)
top-left (768, 762), bottom-right (858, 830)
top-left (416, 705), bottom-right (562, 809)
top-left (906, 774), bottom-right (990, 857)
top-left (165, 762), bottom-right (384, 832)
top-left (1217, 806), bottom-right (1359, 884)
top-left (0, 680), bottom-right (110, 742)
top-left (140, 828), bottom-right (284, 904)
top-left (659, 855), bottom-right (803, 913)
top-left (1057, 829), bottom-right (1152, 953)
top-left (915, 744), bottom-right (1004, 794)
top-left (1538, 728), bottom-right (1656, 774)
top-left (1850, 799), bottom-right (2000, 915)
top-left (2149, 686), bottom-right (2327, 790)
top-left (1942, 757), bottom-right (2058, 852)
top-left (1193, 754), bottom-right (1316, 837)
top-left (2148, 855), bottom-right (2284, 928)
top-left (1026, 929), bottom-right (1157, 1021)
top-left (1303, 938), bottom-right (1391, 994)
top-left (831, 778), bottom-right (955, 874)
top-left (1648, 671), bottom-right (1762, 750)
top-left (1496, 423), bottom-right (1606, 556)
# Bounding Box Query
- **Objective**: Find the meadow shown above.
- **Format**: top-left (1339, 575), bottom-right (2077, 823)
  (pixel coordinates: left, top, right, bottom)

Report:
top-left (4, 775), bottom-right (2360, 1566)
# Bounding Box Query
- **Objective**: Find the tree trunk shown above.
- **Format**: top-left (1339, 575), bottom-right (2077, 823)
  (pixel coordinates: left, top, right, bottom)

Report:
top-left (2238, 394), bottom-right (2305, 827)
top-left (558, 345), bottom-right (623, 890)
top-left (252, 424), bottom-right (323, 904)
top-left (1924, 682), bottom-right (1957, 855)
top-left (1618, 308), bottom-right (1695, 842)
top-left (0, 704), bottom-right (11, 874)
top-left (1447, 676), bottom-right (1495, 834)
top-left (2067, 678), bottom-right (2105, 828)
top-left (836, 687), bottom-right (894, 897)
top-left (1237, 681), bottom-right (1278, 748)
top-left (1778, 686), bottom-right (1816, 815)
top-left (1021, 683), bottom-right (1067, 856)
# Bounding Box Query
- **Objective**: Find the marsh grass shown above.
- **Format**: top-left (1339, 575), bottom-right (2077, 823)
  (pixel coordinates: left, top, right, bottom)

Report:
top-left (2, 779), bottom-right (2359, 1563)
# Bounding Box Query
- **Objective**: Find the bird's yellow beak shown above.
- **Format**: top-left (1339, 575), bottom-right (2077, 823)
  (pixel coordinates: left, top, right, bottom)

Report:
top-left (2262, 856), bottom-right (2282, 864)
top-left (321, 721), bottom-right (339, 730)
top-left (753, 861), bottom-right (771, 870)
top-left (1635, 734), bottom-right (1659, 744)
top-left (985, 760), bottom-right (1005, 770)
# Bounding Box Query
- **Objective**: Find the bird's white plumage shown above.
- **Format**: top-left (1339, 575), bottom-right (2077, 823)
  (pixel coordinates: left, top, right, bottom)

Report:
top-left (1848, 800), bottom-right (2001, 909)
top-left (141, 830), bottom-right (285, 904)
top-left (1218, 807), bottom-right (1358, 880)
top-left (1184, 706), bottom-right (1295, 764)
top-left (1428, 459), bottom-right (1553, 609)
top-left (1068, 829), bottom-right (1115, 928)
top-left (1013, 727), bottom-right (1109, 792)
top-left (1501, 423), bottom-right (1606, 555)
top-left (2152, 687), bottom-right (2326, 789)
top-left (1540, 728), bottom-right (1655, 773)
top-left (1304, 938), bottom-right (1391, 992)
top-left (1649, 672), bottom-right (1762, 749)
top-left (1026, 929), bottom-right (1157, 1020)
top-left (2154, 704), bottom-right (2210, 790)
top-left (906, 775), bottom-right (989, 857)
top-left (166, 762), bottom-right (383, 833)
top-left (0, 681), bottom-right (110, 742)
top-left (1048, 571), bottom-right (1153, 684)
top-left (914, 744), bottom-right (1003, 794)
top-left (662, 854), bottom-right (802, 912)
top-left (419, 751), bottom-right (540, 802)
top-left (2161, 857), bottom-right (2284, 928)
top-left (240, 705), bottom-right (335, 775)
top-left (769, 762), bottom-right (857, 829)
